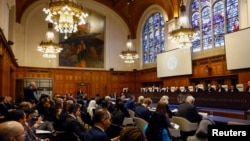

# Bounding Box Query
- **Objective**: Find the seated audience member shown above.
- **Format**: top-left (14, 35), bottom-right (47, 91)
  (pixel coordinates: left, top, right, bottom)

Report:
top-left (187, 118), bottom-right (215, 141)
top-left (0, 121), bottom-right (26, 141)
top-left (133, 95), bottom-right (144, 111)
top-left (205, 84), bottom-right (215, 92)
top-left (183, 86), bottom-right (190, 92)
top-left (159, 95), bottom-right (175, 118)
top-left (65, 104), bottom-right (86, 141)
top-left (87, 100), bottom-right (97, 120)
top-left (134, 98), bottom-right (152, 122)
top-left (176, 95), bottom-right (202, 123)
top-left (144, 112), bottom-right (172, 141)
top-left (119, 126), bottom-right (145, 141)
top-left (228, 84), bottom-right (239, 92)
top-left (245, 81), bottom-right (250, 93)
top-left (216, 84), bottom-right (226, 92)
top-left (7, 109), bottom-right (50, 141)
top-left (106, 101), bottom-right (126, 138)
top-left (194, 85), bottom-right (204, 92)
top-left (125, 95), bottom-right (136, 110)
top-left (155, 101), bottom-right (174, 128)
top-left (84, 109), bottom-right (119, 141)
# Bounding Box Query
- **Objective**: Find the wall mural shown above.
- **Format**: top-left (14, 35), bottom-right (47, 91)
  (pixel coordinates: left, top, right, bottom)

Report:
top-left (59, 10), bottom-right (105, 68)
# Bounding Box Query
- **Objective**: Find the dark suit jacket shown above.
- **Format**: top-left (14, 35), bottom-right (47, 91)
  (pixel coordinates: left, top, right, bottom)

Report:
top-left (23, 86), bottom-right (38, 104)
top-left (228, 88), bottom-right (239, 92)
top-left (245, 86), bottom-right (250, 92)
top-left (65, 115), bottom-right (86, 141)
top-left (134, 105), bottom-right (151, 122)
top-left (176, 102), bottom-right (202, 123)
top-left (85, 126), bottom-right (111, 141)
top-left (206, 87), bottom-right (215, 92)
top-left (216, 87), bottom-right (226, 92)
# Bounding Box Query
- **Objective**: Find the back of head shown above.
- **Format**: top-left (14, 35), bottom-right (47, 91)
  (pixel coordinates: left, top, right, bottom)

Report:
top-left (143, 98), bottom-right (152, 105)
top-left (7, 109), bottom-right (25, 122)
top-left (119, 126), bottom-right (145, 141)
top-left (156, 101), bottom-right (167, 113)
top-left (160, 95), bottom-right (169, 104)
top-left (92, 109), bottom-right (110, 123)
top-left (137, 96), bottom-right (144, 104)
top-left (185, 95), bottom-right (195, 104)
top-left (0, 121), bottom-right (24, 141)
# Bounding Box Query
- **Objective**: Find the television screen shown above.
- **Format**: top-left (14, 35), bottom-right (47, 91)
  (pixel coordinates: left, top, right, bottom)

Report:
top-left (157, 47), bottom-right (192, 78)
top-left (225, 28), bottom-right (250, 70)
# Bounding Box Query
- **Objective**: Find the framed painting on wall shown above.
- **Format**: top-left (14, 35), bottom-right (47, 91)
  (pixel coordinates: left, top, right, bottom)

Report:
top-left (59, 10), bottom-right (105, 68)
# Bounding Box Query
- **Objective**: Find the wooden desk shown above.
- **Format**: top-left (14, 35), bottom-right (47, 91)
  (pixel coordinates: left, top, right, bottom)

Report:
top-left (206, 115), bottom-right (250, 125)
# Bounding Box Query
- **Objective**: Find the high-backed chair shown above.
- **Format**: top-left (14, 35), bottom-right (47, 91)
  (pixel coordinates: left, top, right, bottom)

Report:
top-left (128, 109), bottom-right (135, 118)
top-left (133, 117), bottom-right (148, 132)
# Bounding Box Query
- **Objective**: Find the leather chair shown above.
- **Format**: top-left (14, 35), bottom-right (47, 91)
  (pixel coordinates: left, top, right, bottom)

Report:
top-left (133, 117), bottom-right (148, 132)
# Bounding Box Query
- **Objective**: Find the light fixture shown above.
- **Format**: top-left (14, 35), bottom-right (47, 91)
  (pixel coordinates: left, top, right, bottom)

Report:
top-left (37, 23), bottom-right (63, 59)
top-left (119, 35), bottom-right (139, 63)
top-left (168, 0), bottom-right (195, 48)
top-left (43, 0), bottom-right (88, 39)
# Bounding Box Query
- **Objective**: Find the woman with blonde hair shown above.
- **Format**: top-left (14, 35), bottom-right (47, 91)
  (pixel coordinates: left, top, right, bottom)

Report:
top-left (159, 95), bottom-right (175, 118)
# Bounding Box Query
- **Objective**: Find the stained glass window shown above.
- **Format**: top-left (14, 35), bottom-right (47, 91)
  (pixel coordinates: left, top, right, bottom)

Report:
top-left (142, 13), bottom-right (165, 64)
top-left (190, 0), bottom-right (239, 52)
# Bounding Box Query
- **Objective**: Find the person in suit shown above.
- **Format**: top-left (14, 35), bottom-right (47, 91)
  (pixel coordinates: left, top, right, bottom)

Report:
top-left (205, 84), bottom-right (215, 92)
top-left (134, 98), bottom-right (152, 122)
top-left (176, 95), bottom-right (202, 123)
top-left (0, 121), bottom-right (26, 141)
top-left (228, 84), bottom-right (239, 92)
top-left (245, 81), bottom-right (250, 93)
top-left (216, 84), bottom-right (226, 92)
top-left (23, 81), bottom-right (39, 104)
top-left (64, 104), bottom-right (86, 141)
top-left (84, 109), bottom-right (119, 141)
top-left (194, 85), bottom-right (204, 92)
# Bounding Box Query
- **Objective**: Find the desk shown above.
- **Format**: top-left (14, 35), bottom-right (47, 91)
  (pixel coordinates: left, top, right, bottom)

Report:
top-left (206, 115), bottom-right (250, 125)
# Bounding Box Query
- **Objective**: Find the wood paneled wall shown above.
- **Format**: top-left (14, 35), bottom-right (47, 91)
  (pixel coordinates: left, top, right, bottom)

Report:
top-left (1, 28), bottom-right (250, 99)
top-left (0, 29), bottom-right (18, 98)
top-left (15, 55), bottom-right (250, 99)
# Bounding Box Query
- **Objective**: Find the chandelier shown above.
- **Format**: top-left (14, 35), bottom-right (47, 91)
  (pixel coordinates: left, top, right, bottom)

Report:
top-left (37, 23), bottom-right (63, 59)
top-left (119, 35), bottom-right (139, 63)
top-left (168, 0), bottom-right (195, 48)
top-left (43, 0), bottom-right (88, 39)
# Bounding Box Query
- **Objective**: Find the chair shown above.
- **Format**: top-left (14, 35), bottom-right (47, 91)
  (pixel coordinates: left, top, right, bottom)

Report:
top-left (128, 109), bottom-right (135, 118)
top-left (133, 117), bottom-right (148, 132)
top-left (168, 128), bottom-right (181, 141)
top-left (122, 117), bottom-right (134, 126)
top-left (227, 121), bottom-right (247, 125)
top-left (186, 136), bottom-right (207, 141)
top-left (171, 116), bottom-right (198, 132)
top-left (171, 116), bottom-right (198, 141)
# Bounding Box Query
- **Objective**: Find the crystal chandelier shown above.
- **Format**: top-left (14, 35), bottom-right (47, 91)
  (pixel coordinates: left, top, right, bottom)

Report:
top-left (37, 23), bottom-right (63, 59)
top-left (119, 35), bottom-right (139, 63)
top-left (43, 0), bottom-right (88, 39)
top-left (168, 0), bottom-right (195, 48)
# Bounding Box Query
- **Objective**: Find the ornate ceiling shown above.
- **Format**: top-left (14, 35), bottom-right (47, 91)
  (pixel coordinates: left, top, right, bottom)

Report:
top-left (15, 0), bottom-right (181, 38)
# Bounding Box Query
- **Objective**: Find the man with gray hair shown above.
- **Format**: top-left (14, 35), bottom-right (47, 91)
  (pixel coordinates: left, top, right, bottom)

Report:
top-left (23, 81), bottom-right (39, 104)
top-left (0, 121), bottom-right (26, 141)
top-left (176, 95), bottom-right (202, 123)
